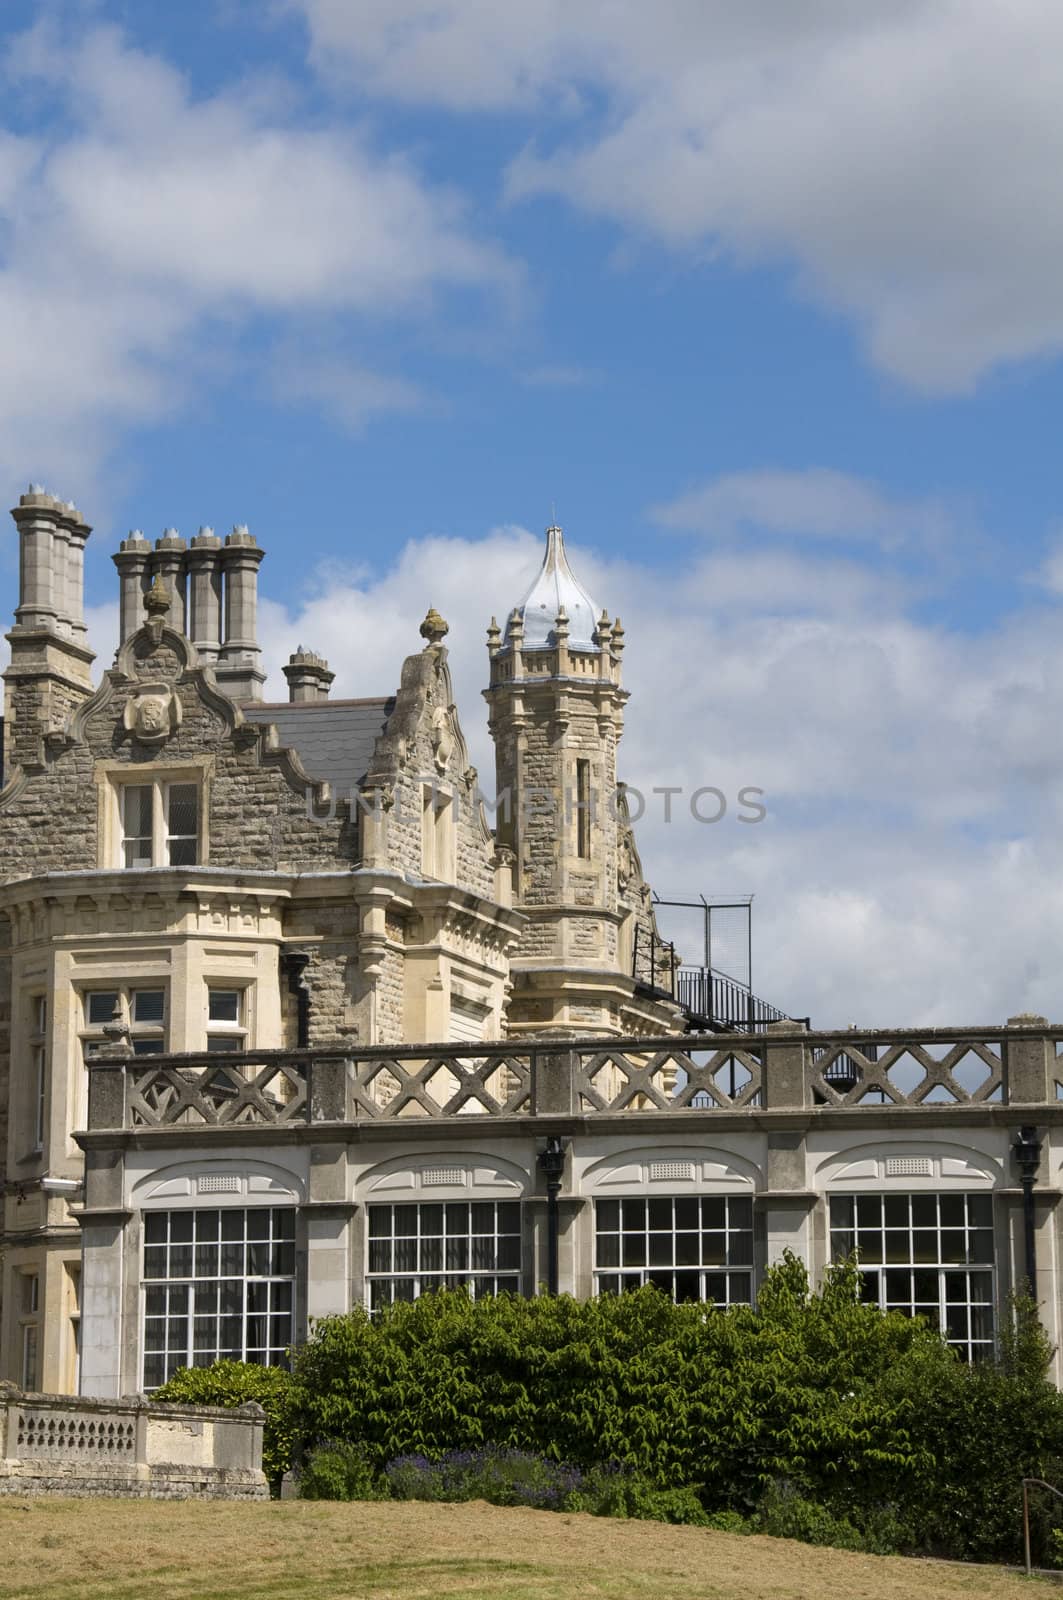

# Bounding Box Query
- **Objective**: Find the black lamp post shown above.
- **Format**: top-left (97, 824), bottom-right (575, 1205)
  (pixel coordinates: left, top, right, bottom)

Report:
top-left (1014, 1124), bottom-right (1043, 1296)
top-left (538, 1136), bottom-right (567, 1295)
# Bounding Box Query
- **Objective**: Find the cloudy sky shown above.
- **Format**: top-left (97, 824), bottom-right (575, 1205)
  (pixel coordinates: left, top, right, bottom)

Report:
top-left (2, 0), bottom-right (1063, 1027)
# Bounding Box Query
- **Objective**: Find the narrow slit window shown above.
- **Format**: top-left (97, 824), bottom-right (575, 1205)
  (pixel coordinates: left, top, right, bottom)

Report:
top-left (576, 760), bottom-right (591, 858)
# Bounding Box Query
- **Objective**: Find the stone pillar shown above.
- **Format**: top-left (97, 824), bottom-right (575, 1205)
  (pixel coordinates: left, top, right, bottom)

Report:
top-left (11, 487), bottom-right (61, 634)
top-left (113, 532), bottom-right (152, 645)
top-left (51, 514), bottom-right (71, 637)
top-left (216, 526), bottom-right (265, 702)
top-left (5, 489), bottom-right (96, 770)
top-left (1004, 1014), bottom-right (1053, 1105)
top-left (762, 1020), bottom-right (810, 1110)
top-left (63, 507), bottom-right (91, 642)
top-left (77, 1214), bottom-right (130, 1399)
top-left (282, 647), bottom-right (334, 703)
top-left (186, 527), bottom-right (223, 663)
top-left (303, 1143), bottom-right (355, 1326)
top-left (151, 530), bottom-right (187, 634)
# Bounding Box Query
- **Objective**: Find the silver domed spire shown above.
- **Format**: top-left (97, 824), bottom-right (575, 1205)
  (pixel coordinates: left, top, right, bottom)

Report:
top-left (508, 525), bottom-right (601, 651)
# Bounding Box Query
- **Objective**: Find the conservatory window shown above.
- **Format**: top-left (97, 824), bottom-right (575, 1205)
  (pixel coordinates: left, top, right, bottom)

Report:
top-left (829, 1192), bottom-right (995, 1361)
top-left (366, 1201), bottom-right (522, 1315)
top-left (594, 1195), bottom-right (754, 1306)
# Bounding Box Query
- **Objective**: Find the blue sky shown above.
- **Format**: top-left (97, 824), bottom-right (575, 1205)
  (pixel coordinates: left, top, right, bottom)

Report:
top-left (2, 0), bottom-right (1063, 1024)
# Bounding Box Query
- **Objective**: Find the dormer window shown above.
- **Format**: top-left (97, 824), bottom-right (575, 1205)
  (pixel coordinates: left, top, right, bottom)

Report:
top-left (118, 780), bottom-right (199, 868)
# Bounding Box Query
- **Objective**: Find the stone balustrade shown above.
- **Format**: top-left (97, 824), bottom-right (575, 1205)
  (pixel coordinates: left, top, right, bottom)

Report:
top-left (0, 1384), bottom-right (267, 1499)
top-left (82, 1015), bottom-right (1063, 1131)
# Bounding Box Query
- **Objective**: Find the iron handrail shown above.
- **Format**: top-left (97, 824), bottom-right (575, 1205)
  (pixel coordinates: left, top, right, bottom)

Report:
top-left (1022, 1477), bottom-right (1063, 1576)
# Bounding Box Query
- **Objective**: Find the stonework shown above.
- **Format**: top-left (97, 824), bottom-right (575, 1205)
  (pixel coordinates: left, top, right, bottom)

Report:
top-left (4, 498), bottom-right (1053, 1411)
top-left (2, 507), bottom-right (673, 1389)
top-left (0, 1383), bottom-right (267, 1499)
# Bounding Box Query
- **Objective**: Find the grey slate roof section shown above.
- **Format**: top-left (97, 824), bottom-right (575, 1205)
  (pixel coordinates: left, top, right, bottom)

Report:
top-left (241, 697), bottom-right (395, 797)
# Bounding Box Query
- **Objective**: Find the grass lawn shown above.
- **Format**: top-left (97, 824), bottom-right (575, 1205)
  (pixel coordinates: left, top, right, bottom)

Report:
top-left (0, 1498), bottom-right (1053, 1600)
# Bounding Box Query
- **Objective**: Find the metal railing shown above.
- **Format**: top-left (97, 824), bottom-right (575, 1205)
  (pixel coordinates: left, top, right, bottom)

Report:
top-left (1022, 1477), bottom-right (1063, 1576)
top-left (632, 922), bottom-right (803, 1032)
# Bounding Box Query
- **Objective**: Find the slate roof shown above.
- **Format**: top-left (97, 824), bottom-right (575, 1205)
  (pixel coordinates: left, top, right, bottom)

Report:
top-left (241, 697), bottom-right (395, 798)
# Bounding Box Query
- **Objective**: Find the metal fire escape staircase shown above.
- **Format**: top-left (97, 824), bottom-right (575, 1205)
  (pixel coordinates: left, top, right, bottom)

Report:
top-left (632, 897), bottom-right (809, 1035)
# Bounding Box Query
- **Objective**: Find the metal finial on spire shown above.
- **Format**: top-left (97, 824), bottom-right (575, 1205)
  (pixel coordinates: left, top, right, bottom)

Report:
top-left (506, 523), bottom-right (601, 651)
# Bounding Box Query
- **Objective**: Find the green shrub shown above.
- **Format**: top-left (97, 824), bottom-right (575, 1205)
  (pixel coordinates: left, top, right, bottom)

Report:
top-left (702, 1509), bottom-right (751, 1534)
top-left (152, 1360), bottom-right (296, 1488)
top-left (300, 1440), bottom-right (388, 1501)
top-left (756, 1484), bottom-right (865, 1551)
top-left (286, 1258), bottom-right (1063, 1563)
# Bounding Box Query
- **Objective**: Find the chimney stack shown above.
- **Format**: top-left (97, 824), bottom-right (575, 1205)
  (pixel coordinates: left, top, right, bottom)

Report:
top-left (151, 530), bottom-right (187, 634)
top-left (187, 526), bottom-right (223, 664)
top-left (215, 525), bottom-right (265, 702)
top-left (282, 646), bottom-right (334, 704)
top-left (4, 487), bottom-right (95, 771)
top-left (113, 531), bottom-right (151, 644)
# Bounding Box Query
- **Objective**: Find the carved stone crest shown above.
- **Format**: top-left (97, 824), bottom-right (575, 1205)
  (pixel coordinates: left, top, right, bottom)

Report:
top-left (123, 681), bottom-right (182, 745)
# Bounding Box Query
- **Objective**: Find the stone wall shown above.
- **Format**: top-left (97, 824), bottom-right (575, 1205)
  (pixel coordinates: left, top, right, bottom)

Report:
top-left (0, 1383), bottom-right (267, 1499)
top-left (364, 638), bottom-right (494, 899)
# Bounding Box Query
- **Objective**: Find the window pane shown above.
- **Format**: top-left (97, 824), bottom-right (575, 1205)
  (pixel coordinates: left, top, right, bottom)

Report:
top-left (207, 1035), bottom-right (243, 1053)
top-left (124, 786), bottom-right (153, 836)
top-left (87, 991), bottom-right (120, 1026)
top-left (168, 785), bottom-right (198, 837)
top-left (208, 991), bottom-right (241, 1024)
top-left (133, 990), bottom-right (165, 1025)
top-left (141, 1207), bottom-right (295, 1389)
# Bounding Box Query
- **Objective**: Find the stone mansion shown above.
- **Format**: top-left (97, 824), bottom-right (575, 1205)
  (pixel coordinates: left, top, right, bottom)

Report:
top-left (0, 489), bottom-right (1060, 1398)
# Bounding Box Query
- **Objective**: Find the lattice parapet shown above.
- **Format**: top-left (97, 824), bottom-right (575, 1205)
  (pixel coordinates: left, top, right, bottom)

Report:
top-left (127, 1060), bottom-right (308, 1126)
top-left (810, 1039), bottom-right (1003, 1107)
top-left (86, 1021), bottom-right (1063, 1130)
top-left (351, 1053), bottom-right (532, 1119)
top-left (575, 1043), bottom-right (764, 1112)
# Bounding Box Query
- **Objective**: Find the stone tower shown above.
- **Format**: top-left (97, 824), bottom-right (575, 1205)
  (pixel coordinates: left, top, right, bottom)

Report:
top-left (486, 525), bottom-right (679, 1038)
top-left (2, 488), bottom-right (95, 779)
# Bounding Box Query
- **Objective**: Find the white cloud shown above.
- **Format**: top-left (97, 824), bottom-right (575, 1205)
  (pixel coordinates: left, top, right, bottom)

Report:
top-left (271, 355), bottom-right (429, 433)
top-left (294, 0), bottom-right (1063, 390)
top-left (650, 468), bottom-right (951, 551)
top-left (0, 23), bottom-right (514, 503)
top-left (210, 513), bottom-right (1063, 1027)
top-left (1034, 530), bottom-right (1063, 597)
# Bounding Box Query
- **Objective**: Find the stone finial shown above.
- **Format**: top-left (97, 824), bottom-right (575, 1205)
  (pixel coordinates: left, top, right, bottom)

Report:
top-left (420, 607), bottom-right (449, 647)
top-left (144, 573), bottom-right (171, 618)
top-left (610, 616), bottom-right (625, 651)
top-left (555, 605), bottom-right (569, 633)
top-left (486, 616), bottom-right (502, 651)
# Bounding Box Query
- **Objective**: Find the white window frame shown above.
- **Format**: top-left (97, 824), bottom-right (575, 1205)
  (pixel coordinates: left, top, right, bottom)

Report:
top-left (593, 1194), bottom-right (755, 1307)
top-left (141, 1205), bottom-right (297, 1390)
top-left (95, 758), bottom-right (213, 872)
top-left (81, 985), bottom-right (168, 1058)
top-left (829, 1191), bottom-right (996, 1362)
top-left (206, 986), bottom-right (249, 1053)
top-left (366, 1199), bottom-right (523, 1315)
top-left (120, 779), bottom-right (200, 869)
